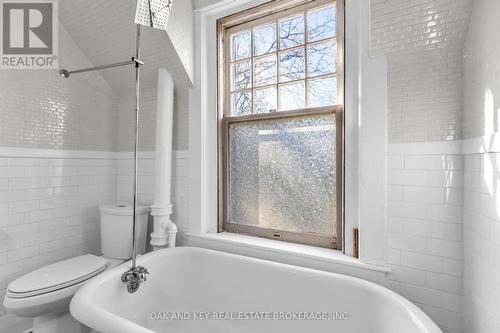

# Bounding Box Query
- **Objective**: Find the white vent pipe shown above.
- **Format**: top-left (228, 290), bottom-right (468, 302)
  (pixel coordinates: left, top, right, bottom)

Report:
top-left (150, 68), bottom-right (177, 250)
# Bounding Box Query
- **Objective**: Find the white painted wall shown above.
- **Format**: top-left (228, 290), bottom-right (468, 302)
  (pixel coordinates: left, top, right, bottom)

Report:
top-left (462, 0), bottom-right (500, 332)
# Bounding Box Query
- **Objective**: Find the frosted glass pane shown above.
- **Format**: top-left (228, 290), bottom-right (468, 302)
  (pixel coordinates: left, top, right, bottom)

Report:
top-left (253, 23), bottom-right (277, 56)
top-left (254, 87), bottom-right (277, 114)
top-left (307, 5), bottom-right (336, 42)
top-left (232, 31), bottom-right (251, 61)
top-left (254, 55), bottom-right (277, 87)
top-left (307, 40), bottom-right (336, 77)
top-left (308, 76), bottom-right (336, 107)
top-left (279, 14), bottom-right (305, 50)
top-left (228, 114), bottom-right (336, 236)
top-left (279, 81), bottom-right (305, 111)
top-left (279, 48), bottom-right (305, 82)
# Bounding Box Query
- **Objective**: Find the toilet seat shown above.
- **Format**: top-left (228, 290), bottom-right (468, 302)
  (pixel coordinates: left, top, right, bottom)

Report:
top-left (7, 254), bottom-right (107, 299)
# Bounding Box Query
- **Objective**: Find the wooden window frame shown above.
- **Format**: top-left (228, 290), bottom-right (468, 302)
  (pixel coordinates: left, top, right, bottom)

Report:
top-left (217, 0), bottom-right (344, 250)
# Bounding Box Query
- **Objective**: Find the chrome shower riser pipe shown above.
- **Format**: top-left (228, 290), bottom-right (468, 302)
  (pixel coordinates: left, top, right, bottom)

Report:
top-left (131, 24), bottom-right (141, 270)
top-left (59, 25), bottom-right (147, 290)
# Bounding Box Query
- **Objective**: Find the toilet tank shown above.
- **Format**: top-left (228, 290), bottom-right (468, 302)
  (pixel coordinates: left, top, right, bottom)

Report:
top-left (99, 204), bottom-right (150, 260)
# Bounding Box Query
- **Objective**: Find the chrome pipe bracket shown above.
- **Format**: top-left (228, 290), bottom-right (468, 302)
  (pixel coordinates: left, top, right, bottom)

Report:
top-left (132, 57), bottom-right (144, 67)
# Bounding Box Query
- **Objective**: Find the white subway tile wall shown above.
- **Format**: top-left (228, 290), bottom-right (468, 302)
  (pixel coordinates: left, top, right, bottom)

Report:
top-left (164, 0), bottom-right (194, 81)
top-left (57, 0), bottom-right (192, 153)
top-left (387, 152), bottom-right (464, 332)
top-left (0, 152), bottom-right (189, 320)
top-left (0, 156), bottom-right (116, 317)
top-left (0, 9), bottom-right (191, 329)
top-left (0, 21), bottom-right (190, 153)
top-left (115, 79), bottom-right (190, 152)
top-left (115, 155), bottom-right (189, 233)
top-left (462, 0), bottom-right (500, 138)
top-left (0, 25), bottom-right (117, 151)
top-left (462, 1), bottom-right (500, 332)
top-left (371, 0), bottom-right (473, 143)
top-left (463, 153), bottom-right (500, 332)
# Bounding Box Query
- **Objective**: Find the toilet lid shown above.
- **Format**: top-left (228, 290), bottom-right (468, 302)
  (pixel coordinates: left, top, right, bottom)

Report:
top-left (7, 254), bottom-right (107, 298)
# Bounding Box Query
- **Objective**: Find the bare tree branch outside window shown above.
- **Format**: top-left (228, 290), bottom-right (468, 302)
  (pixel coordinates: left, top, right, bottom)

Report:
top-left (229, 4), bottom-right (337, 115)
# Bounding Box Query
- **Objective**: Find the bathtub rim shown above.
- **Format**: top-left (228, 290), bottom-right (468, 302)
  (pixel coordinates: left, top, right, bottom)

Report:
top-left (70, 246), bottom-right (442, 333)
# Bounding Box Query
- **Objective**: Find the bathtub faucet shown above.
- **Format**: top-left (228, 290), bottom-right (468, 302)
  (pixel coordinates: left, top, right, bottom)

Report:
top-left (121, 266), bottom-right (149, 294)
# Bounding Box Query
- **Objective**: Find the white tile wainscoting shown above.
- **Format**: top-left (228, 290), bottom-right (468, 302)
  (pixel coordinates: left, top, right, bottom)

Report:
top-left (463, 152), bottom-right (500, 333)
top-left (115, 151), bottom-right (189, 234)
top-left (4, 141), bottom-right (500, 333)
top-left (461, 0), bottom-right (500, 330)
top-left (0, 148), bottom-right (189, 329)
top-left (0, 153), bottom-right (116, 320)
top-left (387, 141), bottom-right (464, 333)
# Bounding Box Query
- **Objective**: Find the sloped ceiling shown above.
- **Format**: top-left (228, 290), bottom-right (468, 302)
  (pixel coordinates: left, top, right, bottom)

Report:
top-left (59, 0), bottom-right (191, 93)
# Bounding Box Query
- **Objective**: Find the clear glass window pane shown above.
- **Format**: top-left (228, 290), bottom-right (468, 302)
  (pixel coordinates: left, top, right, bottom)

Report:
top-left (279, 81), bottom-right (305, 111)
top-left (279, 14), bottom-right (305, 50)
top-left (228, 114), bottom-right (336, 236)
top-left (279, 48), bottom-right (305, 82)
top-left (307, 76), bottom-right (336, 107)
top-left (232, 91), bottom-right (252, 116)
top-left (307, 40), bottom-right (336, 77)
top-left (254, 87), bottom-right (277, 114)
top-left (253, 23), bottom-right (277, 56)
top-left (232, 31), bottom-right (251, 61)
top-left (231, 61), bottom-right (251, 91)
top-left (254, 54), bottom-right (277, 87)
top-left (307, 5), bottom-right (336, 42)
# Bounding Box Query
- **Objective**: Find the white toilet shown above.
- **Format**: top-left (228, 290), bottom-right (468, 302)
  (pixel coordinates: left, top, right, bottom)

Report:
top-left (3, 204), bottom-right (150, 333)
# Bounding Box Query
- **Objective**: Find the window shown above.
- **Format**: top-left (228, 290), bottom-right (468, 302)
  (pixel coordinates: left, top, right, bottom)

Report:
top-left (218, 0), bottom-right (344, 249)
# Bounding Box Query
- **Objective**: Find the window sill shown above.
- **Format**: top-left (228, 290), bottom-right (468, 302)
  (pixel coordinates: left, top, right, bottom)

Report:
top-left (184, 232), bottom-right (391, 275)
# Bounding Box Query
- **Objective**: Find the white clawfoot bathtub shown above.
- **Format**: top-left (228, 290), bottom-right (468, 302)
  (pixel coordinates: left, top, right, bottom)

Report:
top-left (70, 247), bottom-right (442, 333)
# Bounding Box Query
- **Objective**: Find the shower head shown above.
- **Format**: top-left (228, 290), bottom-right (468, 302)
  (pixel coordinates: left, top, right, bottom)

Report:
top-left (59, 69), bottom-right (69, 78)
top-left (135, 0), bottom-right (173, 31)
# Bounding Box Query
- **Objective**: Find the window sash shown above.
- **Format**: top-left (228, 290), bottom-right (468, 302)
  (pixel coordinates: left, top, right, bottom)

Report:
top-left (220, 106), bottom-right (343, 248)
top-left (224, 0), bottom-right (341, 115)
top-left (218, 0), bottom-right (344, 250)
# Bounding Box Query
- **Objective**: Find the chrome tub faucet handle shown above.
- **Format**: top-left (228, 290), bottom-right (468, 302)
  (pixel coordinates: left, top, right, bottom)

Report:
top-left (121, 266), bottom-right (149, 294)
